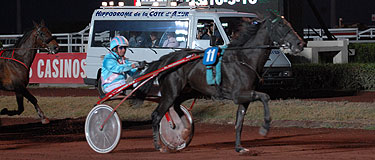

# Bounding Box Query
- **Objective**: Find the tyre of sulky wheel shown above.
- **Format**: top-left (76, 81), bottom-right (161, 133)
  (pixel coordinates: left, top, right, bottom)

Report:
top-left (85, 104), bottom-right (122, 153)
top-left (159, 105), bottom-right (194, 151)
top-left (97, 78), bottom-right (106, 99)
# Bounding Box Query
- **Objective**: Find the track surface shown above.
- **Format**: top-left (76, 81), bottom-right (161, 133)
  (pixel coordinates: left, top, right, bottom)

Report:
top-left (1, 118), bottom-right (375, 160)
top-left (1, 88), bottom-right (375, 159)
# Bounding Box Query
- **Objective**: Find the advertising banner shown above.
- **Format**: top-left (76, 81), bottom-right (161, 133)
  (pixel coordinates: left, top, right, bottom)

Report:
top-left (29, 53), bottom-right (87, 84)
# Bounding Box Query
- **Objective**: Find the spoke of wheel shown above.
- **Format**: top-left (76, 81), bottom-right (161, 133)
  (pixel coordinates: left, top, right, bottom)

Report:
top-left (99, 75), bottom-right (156, 130)
top-left (103, 132), bottom-right (111, 148)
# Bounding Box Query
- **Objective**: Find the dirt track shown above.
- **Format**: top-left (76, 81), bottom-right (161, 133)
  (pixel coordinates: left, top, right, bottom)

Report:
top-left (1, 88), bottom-right (375, 159)
top-left (1, 117), bottom-right (375, 160)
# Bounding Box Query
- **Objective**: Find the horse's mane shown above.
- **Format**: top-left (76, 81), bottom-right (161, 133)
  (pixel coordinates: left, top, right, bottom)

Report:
top-left (229, 21), bottom-right (260, 47)
top-left (135, 49), bottom-right (198, 98)
top-left (1, 29), bottom-right (33, 57)
top-left (12, 29), bottom-right (34, 48)
top-left (135, 19), bottom-right (262, 99)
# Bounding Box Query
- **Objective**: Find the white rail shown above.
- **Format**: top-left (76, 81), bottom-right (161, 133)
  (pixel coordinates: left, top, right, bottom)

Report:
top-left (0, 24), bottom-right (90, 53)
top-left (2, 26), bottom-right (375, 52)
top-left (304, 27), bottom-right (375, 41)
top-left (304, 28), bottom-right (359, 40)
top-left (358, 28), bottom-right (375, 39)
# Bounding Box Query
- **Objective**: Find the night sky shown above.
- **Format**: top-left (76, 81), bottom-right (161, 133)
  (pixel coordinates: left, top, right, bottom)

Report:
top-left (1, 0), bottom-right (375, 35)
top-left (1, 0), bottom-right (105, 34)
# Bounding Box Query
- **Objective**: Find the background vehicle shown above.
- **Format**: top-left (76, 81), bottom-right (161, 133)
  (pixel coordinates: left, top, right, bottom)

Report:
top-left (83, 3), bottom-right (293, 88)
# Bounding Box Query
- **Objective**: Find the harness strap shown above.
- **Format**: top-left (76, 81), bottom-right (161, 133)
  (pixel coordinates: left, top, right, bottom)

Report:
top-left (206, 45), bottom-right (227, 85)
top-left (215, 45), bottom-right (227, 85)
top-left (0, 57), bottom-right (28, 69)
top-left (0, 50), bottom-right (29, 70)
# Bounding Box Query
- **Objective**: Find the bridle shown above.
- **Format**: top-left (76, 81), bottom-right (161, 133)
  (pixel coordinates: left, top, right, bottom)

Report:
top-left (36, 26), bottom-right (56, 48)
top-left (0, 26), bottom-right (56, 70)
top-left (266, 16), bottom-right (293, 48)
top-left (0, 26), bottom-right (56, 52)
top-left (233, 15), bottom-right (293, 83)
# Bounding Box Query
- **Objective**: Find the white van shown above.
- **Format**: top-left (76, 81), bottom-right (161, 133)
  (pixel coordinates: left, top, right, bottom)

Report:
top-left (83, 3), bottom-right (293, 88)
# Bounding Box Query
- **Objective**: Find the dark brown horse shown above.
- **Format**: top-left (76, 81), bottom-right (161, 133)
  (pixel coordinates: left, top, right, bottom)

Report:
top-left (0, 21), bottom-right (59, 124)
top-left (137, 12), bottom-right (304, 153)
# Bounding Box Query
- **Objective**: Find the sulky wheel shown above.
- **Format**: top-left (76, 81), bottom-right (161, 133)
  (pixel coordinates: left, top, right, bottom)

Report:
top-left (85, 104), bottom-right (122, 153)
top-left (159, 105), bottom-right (194, 151)
top-left (97, 78), bottom-right (106, 99)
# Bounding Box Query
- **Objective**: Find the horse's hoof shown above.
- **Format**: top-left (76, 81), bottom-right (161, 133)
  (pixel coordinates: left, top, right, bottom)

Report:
top-left (236, 147), bottom-right (249, 153)
top-left (41, 118), bottom-right (50, 124)
top-left (259, 126), bottom-right (268, 137)
top-left (154, 143), bottom-right (162, 151)
top-left (239, 149), bottom-right (260, 156)
top-left (240, 148), bottom-right (250, 153)
top-left (159, 147), bottom-right (168, 153)
top-left (0, 108), bottom-right (8, 115)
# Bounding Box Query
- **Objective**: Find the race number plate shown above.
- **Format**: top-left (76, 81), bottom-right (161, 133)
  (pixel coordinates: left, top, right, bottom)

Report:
top-left (203, 47), bottom-right (219, 65)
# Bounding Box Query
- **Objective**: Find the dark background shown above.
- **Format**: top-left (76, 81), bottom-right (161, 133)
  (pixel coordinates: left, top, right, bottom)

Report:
top-left (1, 0), bottom-right (375, 35)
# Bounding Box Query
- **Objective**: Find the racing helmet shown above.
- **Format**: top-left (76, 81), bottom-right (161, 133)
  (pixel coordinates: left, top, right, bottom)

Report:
top-left (110, 36), bottom-right (129, 50)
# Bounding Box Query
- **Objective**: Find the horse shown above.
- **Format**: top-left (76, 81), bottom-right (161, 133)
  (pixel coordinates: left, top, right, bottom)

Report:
top-left (0, 21), bottom-right (59, 124)
top-left (137, 12), bottom-right (304, 153)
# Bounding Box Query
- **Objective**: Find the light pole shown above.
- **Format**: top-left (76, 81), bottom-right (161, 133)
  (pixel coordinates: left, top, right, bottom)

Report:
top-left (330, 0), bottom-right (336, 28)
top-left (16, 0), bottom-right (22, 33)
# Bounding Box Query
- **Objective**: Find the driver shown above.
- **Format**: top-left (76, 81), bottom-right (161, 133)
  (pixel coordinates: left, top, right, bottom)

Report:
top-left (101, 36), bottom-right (138, 93)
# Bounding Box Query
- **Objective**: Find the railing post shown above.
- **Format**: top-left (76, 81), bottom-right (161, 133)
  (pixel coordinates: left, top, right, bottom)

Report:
top-left (81, 34), bottom-right (84, 52)
top-left (68, 34), bottom-right (72, 53)
top-left (356, 28), bottom-right (358, 40)
top-left (371, 29), bottom-right (374, 39)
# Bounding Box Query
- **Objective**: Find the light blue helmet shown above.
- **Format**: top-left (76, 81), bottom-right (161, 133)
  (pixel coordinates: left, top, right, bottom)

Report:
top-left (110, 36), bottom-right (129, 50)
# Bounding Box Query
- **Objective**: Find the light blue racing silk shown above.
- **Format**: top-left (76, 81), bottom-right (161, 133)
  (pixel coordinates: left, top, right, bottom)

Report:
top-left (101, 52), bottom-right (137, 93)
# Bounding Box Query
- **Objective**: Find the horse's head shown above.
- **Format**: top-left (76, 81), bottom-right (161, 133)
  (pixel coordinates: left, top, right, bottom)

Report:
top-left (263, 12), bottom-right (305, 53)
top-left (33, 21), bottom-right (59, 54)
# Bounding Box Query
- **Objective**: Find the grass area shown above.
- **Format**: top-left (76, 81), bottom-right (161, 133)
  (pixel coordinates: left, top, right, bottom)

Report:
top-left (1, 96), bottom-right (375, 129)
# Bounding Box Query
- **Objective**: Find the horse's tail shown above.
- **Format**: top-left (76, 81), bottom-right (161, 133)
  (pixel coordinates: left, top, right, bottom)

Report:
top-left (134, 59), bottom-right (162, 99)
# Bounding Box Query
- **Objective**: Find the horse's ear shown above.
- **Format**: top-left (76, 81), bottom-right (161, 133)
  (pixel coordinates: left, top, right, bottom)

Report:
top-left (255, 12), bottom-right (264, 19)
top-left (40, 20), bottom-right (46, 27)
top-left (33, 21), bottom-right (39, 28)
top-left (267, 11), bottom-right (278, 19)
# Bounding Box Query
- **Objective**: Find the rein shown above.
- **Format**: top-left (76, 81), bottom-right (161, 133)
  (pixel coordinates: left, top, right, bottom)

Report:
top-left (0, 25), bottom-right (57, 71)
top-left (185, 44), bottom-right (280, 84)
top-left (238, 53), bottom-right (282, 85)
top-left (225, 45), bottom-right (279, 51)
top-left (0, 34), bottom-right (53, 70)
top-left (0, 47), bottom-right (48, 51)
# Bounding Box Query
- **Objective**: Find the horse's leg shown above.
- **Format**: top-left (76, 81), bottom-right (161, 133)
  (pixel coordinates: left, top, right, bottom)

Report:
top-left (256, 91), bottom-right (272, 136)
top-left (173, 97), bottom-right (190, 128)
top-left (235, 91), bottom-right (271, 153)
top-left (0, 93), bottom-right (25, 116)
top-left (21, 88), bottom-right (49, 124)
top-left (151, 100), bottom-right (174, 152)
top-left (237, 90), bottom-right (271, 136)
top-left (152, 76), bottom-right (186, 152)
top-left (234, 102), bottom-right (250, 153)
top-left (172, 98), bottom-right (192, 140)
top-left (151, 105), bottom-right (162, 151)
